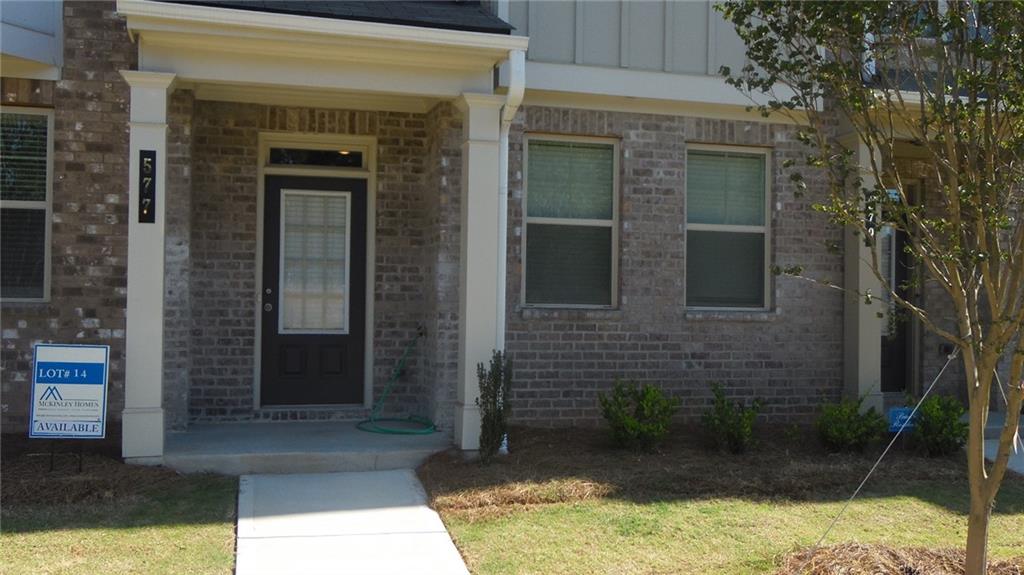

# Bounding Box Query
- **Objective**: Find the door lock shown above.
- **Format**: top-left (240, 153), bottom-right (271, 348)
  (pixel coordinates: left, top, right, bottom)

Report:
top-left (264, 303), bottom-right (273, 312)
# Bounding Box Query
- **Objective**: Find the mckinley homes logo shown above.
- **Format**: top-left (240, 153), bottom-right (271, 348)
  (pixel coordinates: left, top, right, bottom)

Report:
top-left (40, 386), bottom-right (63, 401)
top-left (37, 386), bottom-right (100, 409)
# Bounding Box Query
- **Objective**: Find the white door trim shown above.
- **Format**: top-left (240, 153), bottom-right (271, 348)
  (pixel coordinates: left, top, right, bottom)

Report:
top-left (255, 132), bottom-right (377, 410)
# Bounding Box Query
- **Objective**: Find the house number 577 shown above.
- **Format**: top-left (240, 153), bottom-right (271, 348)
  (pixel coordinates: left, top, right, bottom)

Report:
top-left (138, 150), bottom-right (157, 224)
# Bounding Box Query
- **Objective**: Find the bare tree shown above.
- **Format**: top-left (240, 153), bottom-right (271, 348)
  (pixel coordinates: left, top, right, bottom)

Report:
top-left (717, 2), bottom-right (1023, 573)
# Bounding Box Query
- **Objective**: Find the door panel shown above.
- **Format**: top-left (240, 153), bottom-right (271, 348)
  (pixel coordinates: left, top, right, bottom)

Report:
top-left (261, 176), bottom-right (367, 405)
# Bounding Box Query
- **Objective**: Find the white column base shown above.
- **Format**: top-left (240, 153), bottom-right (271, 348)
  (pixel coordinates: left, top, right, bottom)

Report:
top-left (861, 392), bottom-right (885, 413)
top-left (121, 407), bottom-right (165, 459)
top-left (454, 403), bottom-right (481, 451)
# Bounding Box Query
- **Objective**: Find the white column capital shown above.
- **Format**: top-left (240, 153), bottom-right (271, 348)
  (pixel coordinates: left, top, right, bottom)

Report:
top-left (456, 93), bottom-right (503, 143)
top-left (121, 71), bottom-right (176, 124)
top-left (120, 70), bottom-right (177, 91)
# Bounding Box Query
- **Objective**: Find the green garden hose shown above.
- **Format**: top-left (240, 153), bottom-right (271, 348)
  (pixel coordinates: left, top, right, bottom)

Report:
top-left (356, 326), bottom-right (437, 435)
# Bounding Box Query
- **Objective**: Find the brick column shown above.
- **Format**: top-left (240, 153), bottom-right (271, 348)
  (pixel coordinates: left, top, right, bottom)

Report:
top-left (120, 71), bottom-right (176, 460)
top-left (453, 93), bottom-right (504, 450)
top-left (841, 134), bottom-right (885, 412)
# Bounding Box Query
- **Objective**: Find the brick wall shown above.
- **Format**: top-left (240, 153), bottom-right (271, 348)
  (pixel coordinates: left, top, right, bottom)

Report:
top-left (503, 106), bottom-right (845, 425)
top-left (421, 102), bottom-right (462, 431)
top-left (1, 1), bottom-right (134, 433)
top-left (163, 89), bottom-right (195, 430)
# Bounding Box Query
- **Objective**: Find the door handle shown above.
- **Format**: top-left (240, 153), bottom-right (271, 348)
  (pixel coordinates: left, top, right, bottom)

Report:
top-left (264, 303), bottom-right (273, 312)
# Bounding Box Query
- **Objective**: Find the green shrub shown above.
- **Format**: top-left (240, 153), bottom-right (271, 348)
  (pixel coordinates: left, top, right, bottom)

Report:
top-left (476, 350), bottom-right (511, 463)
top-left (701, 384), bottom-right (762, 454)
top-left (816, 396), bottom-right (887, 453)
top-left (598, 380), bottom-right (680, 449)
top-left (911, 395), bottom-right (968, 457)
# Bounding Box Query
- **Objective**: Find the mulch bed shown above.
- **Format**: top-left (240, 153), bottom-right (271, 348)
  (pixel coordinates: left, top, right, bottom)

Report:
top-left (775, 543), bottom-right (1024, 575)
top-left (418, 425), bottom-right (967, 513)
top-left (1, 432), bottom-right (189, 509)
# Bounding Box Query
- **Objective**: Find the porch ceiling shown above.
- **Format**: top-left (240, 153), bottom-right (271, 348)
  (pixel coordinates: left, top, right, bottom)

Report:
top-left (118, 0), bottom-right (528, 100)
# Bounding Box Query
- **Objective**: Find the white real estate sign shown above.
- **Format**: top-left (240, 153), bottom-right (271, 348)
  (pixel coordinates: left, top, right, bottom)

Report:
top-left (29, 344), bottom-right (110, 439)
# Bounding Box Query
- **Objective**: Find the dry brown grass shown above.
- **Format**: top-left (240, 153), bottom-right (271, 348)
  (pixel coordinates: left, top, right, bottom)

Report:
top-left (418, 425), bottom-right (969, 518)
top-left (1, 452), bottom-right (189, 508)
top-left (775, 543), bottom-right (1024, 575)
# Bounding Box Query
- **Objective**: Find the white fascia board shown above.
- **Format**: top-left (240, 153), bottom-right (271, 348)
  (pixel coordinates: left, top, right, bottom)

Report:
top-left (117, 0), bottom-right (527, 61)
top-left (520, 61), bottom-right (800, 111)
top-left (520, 89), bottom-right (808, 125)
top-left (141, 41), bottom-right (493, 98)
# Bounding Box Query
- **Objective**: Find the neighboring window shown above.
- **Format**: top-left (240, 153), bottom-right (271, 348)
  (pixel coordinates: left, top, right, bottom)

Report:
top-left (1, 108), bottom-right (52, 301)
top-left (685, 147), bottom-right (769, 309)
top-left (524, 137), bottom-right (618, 307)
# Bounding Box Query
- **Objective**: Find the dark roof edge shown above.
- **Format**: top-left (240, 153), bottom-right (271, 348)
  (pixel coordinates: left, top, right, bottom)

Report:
top-left (166, 1), bottom-right (514, 35)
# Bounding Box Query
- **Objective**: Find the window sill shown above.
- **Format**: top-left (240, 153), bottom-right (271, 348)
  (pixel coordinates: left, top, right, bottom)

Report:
top-left (684, 308), bottom-right (779, 322)
top-left (518, 305), bottom-right (622, 321)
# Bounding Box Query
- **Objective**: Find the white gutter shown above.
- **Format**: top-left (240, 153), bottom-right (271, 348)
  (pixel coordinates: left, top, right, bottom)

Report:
top-left (496, 49), bottom-right (526, 351)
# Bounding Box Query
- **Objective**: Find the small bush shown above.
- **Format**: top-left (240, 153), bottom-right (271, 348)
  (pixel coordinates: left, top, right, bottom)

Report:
top-left (477, 350), bottom-right (511, 463)
top-left (817, 397), bottom-right (887, 453)
top-left (701, 384), bottom-right (762, 454)
top-left (598, 380), bottom-right (680, 449)
top-left (911, 395), bottom-right (967, 457)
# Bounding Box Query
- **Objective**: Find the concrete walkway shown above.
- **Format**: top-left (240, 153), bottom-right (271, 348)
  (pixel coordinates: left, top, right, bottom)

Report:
top-left (235, 470), bottom-right (470, 575)
top-left (985, 439), bottom-right (1024, 475)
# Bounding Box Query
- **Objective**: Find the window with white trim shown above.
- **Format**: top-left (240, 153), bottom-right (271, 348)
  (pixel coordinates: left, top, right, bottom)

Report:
top-left (523, 137), bottom-right (618, 307)
top-left (685, 147), bottom-right (770, 309)
top-left (1, 107), bottom-right (52, 302)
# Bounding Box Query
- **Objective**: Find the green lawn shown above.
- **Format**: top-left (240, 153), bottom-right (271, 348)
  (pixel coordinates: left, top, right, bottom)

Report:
top-left (419, 427), bottom-right (1024, 575)
top-left (1, 452), bottom-right (237, 575)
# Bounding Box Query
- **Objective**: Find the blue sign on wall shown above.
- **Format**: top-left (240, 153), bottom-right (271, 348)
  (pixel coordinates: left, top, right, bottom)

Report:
top-left (29, 344), bottom-right (110, 439)
top-left (888, 406), bottom-right (917, 433)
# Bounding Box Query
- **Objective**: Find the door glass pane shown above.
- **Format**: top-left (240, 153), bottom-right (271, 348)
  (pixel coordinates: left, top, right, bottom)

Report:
top-left (687, 151), bottom-right (765, 226)
top-left (280, 191), bottom-right (349, 332)
top-left (1, 113), bottom-right (48, 202)
top-left (686, 230), bottom-right (765, 308)
top-left (527, 140), bottom-right (614, 220)
top-left (526, 224), bottom-right (612, 305)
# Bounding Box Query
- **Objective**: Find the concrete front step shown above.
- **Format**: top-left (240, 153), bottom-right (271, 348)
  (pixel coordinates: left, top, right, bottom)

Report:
top-left (163, 421), bottom-right (451, 475)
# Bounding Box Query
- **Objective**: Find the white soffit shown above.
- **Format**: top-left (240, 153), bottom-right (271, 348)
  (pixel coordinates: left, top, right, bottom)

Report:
top-left (117, 0), bottom-right (528, 71)
top-left (192, 82), bottom-right (438, 114)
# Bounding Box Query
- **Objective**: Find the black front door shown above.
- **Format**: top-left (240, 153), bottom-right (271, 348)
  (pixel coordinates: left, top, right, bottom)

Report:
top-left (881, 226), bottom-right (913, 393)
top-left (261, 176), bottom-right (367, 405)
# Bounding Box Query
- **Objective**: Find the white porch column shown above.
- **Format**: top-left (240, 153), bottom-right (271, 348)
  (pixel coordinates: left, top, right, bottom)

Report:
top-left (453, 93), bottom-right (504, 450)
top-left (841, 134), bottom-right (885, 412)
top-left (120, 71), bottom-right (176, 460)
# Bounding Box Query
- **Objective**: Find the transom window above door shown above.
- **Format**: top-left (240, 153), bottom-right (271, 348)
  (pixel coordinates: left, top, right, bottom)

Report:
top-left (685, 146), bottom-right (771, 310)
top-left (269, 147), bottom-right (364, 169)
top-left (523, 136), bottom-right (619, 308)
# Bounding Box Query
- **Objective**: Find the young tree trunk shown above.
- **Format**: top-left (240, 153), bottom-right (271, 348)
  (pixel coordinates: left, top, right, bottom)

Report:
top-left (963, 359), bottom-right (991, 575)
top-left (965, 487), bottom-right (992, 575)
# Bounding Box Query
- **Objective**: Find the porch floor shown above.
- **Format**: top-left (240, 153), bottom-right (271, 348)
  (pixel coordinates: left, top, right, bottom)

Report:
top-left (163, 421), bottom-right (452, 475)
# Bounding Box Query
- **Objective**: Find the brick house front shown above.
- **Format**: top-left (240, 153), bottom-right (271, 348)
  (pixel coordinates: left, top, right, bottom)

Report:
top-left (1, 1), bottom-right (965, 463)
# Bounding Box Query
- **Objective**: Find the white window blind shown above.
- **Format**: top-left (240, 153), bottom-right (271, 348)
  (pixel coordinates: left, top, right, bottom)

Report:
top-left (686, 149), bottom-right (769, 309)
top-left (524, 138), bottom-right (617, 307)
top-left (280, 191), bottom-right (350, 333)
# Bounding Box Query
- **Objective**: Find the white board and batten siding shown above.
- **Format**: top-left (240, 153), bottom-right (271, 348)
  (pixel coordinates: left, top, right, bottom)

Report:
top-left (508, 0), bottom-right (747, 78)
